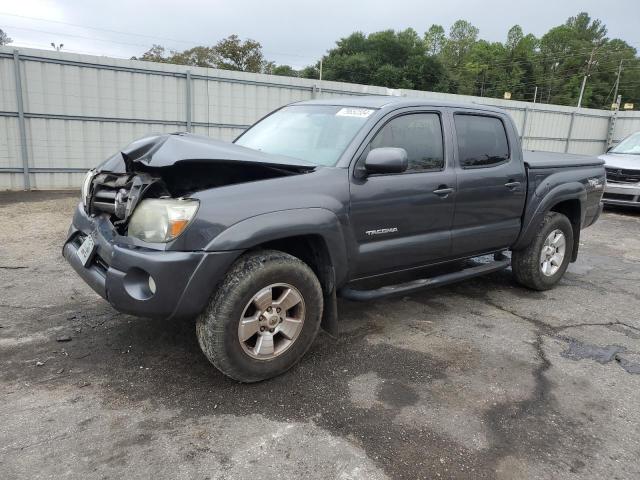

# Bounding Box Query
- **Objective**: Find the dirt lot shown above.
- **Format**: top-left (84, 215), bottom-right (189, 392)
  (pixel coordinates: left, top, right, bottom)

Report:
top-left (1, 191), bottom-right (639, 480)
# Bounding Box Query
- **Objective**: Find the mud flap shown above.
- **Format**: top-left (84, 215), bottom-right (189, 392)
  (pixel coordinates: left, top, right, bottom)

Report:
top-left (571, 225), bottom-right (580, 262)
top-left (321, 287), bottom-right (339, 337)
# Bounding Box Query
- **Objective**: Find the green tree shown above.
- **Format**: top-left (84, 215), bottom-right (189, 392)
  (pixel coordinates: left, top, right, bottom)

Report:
top-left (169, 46), bottom-right (216, 67)
top-left (270, 65), bottom-right (299, 77)
top-left (443, 20), bottom-right (479, 66)
top-left (132, 14), bottom-right (639, 110)
top-left (500, 26), bottom-right (539, 100)
top-left (133, 35), bottom-right (273, 73)
top-left (404, 54), bottom-right (448, 91)
top-left (333, 32), bottom-right (368, 55)
top-left (299, 64), bottom-right (320, 79)
top-left (323, 52), bottom-right (373, 84)
top-left (0, 28), bottom-right (12, 46)
top-left (318, 28), bottom-right (446, 90)
top-left (424, 24), bottom-right (446, 56)
top-left (539, 12), bottom-right (609, 106)
top-left (441, 20), bottom-right (480, 94)
top-left (587, 39), bottom-right (639, 108)
top-left (132, 44), bottom-right (164, 62)
top-left (211, 35), bottom-right (265, 72)
top-left (465, 40), bottom-right (504, 97)
top-left (371, 64), bottom-right (408, 88)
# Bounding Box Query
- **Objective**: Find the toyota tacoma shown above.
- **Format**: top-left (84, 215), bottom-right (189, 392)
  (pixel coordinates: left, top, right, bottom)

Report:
top-left (63, 97), bottom-right (605, 382)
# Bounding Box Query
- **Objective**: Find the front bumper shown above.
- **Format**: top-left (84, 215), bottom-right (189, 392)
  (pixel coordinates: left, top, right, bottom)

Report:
top-left (63, 203), bottom-right (240, 320)
top-left (602, 181), bottom-right (640, 207)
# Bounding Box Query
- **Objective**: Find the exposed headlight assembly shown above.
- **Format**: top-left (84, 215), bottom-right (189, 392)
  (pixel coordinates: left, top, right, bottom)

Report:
top-left (127, 198), bottom-right (199, 243)
top-left (81, 169), bottom-right (95, 209)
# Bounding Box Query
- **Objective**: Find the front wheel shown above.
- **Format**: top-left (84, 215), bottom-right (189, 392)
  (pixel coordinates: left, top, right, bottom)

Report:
top-left (512, 212), bottom-right (574, 291)
top-left (196, 250), bottom-right (323, 382)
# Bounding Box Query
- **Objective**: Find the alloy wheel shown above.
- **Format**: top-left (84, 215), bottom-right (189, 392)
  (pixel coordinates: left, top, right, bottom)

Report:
top-left (539, 229), bottom-right (566, 277)
top-left (237, 283), bottom-right (306, 360)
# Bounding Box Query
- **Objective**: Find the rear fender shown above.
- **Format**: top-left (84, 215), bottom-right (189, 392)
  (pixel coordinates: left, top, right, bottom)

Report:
top-left (513, 181), bottom-right (586, 251)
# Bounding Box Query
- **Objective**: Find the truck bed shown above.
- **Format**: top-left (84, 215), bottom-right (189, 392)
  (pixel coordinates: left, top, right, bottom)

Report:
top-left (524, 150), bottom-right (604, 169)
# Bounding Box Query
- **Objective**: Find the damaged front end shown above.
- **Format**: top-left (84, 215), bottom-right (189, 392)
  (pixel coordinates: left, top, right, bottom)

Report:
top-left (83, 132), bottom-right (315, 234)
top-left (83, 170), bottom-right (166, 226)
top-left (64, 132), bottom-right (315, 320)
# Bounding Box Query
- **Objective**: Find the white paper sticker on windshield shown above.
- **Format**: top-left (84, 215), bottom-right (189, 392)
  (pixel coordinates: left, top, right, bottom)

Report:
top-left (336, 107), bottom-right (375, 118)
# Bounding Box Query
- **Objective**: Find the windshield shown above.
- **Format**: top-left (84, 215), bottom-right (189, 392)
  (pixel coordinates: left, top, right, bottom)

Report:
top-left (235, 105), bottom-right (375, 166)
top-left (611, 132), bottom-right (640, 155)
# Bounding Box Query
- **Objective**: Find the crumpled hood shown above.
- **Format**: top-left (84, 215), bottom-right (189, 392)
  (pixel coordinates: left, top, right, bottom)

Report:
top-left (598, 153), bottom-right (640, 171)
top-left (96, 132), bottom-right (315, 173)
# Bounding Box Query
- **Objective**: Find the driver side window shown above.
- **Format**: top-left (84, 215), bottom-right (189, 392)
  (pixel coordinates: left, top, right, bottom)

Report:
top-left (370, 113), bottom-right (444, 172)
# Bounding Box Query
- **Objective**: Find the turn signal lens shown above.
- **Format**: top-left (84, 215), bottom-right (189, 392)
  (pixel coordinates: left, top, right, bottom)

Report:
top-left (169, 219), bottom-right (190, 238)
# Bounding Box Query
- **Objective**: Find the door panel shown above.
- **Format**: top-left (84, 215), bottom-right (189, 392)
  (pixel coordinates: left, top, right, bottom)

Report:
top-left (451, 113), bottom-right (526, 256)
top-left (348, 111), bottom-right (456, 278)
top-left (350, 172), bottom-right (456, 277)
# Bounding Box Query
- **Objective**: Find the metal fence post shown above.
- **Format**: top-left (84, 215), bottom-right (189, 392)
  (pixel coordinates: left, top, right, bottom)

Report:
top-left (311, 84), bottom-right (318, 99)
top-left (564, 112), bottom-right (576, 153)
top-left (185, 70), bottom-right (192, 133)
top-left (606, 97), bottom-right (621, 149)
top-left (520, 107), bottom-right (529, 147)
top-left (12, 49), bottom-right (30, 190)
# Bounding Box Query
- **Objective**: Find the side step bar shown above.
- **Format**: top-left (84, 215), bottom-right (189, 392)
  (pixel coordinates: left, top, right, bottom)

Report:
top-left (338, 253), bottom-right (510, 301)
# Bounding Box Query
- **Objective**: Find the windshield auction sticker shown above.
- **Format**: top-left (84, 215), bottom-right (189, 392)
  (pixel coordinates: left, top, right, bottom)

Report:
top-left (336, 107), bottom-right (375, 118)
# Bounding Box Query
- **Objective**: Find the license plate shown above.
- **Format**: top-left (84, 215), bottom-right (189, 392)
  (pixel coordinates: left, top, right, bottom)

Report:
top-left (77, 234), bottom-right (96, 267)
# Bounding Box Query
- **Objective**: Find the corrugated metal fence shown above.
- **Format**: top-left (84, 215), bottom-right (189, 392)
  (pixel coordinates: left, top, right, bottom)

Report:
top-left (2, 46), bottom-right (639, 190)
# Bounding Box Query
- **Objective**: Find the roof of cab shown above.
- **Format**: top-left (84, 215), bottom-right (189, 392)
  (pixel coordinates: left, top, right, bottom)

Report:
top-left (294, 95), bottom-right (506, 114)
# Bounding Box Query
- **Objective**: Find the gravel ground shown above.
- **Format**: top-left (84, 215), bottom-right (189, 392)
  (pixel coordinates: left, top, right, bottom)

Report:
top-left (1, 191), bottom-right (639, 480)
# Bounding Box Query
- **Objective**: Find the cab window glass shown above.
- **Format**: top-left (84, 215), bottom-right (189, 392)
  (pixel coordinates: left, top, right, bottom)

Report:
top-left (370, 113), bottom-right (444, 172)
top-left (455, 114), bottom-right (509, 167)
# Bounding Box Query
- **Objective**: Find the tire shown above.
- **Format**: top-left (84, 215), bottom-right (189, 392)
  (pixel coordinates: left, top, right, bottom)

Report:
top-left (512, 212), bottom-right (574, 291)
top-left (196, 250), bottom-right (323, 382)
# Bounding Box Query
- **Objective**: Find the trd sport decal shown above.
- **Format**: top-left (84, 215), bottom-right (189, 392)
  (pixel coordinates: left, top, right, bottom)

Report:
top-left (365, 227), bottom-right (398, 236)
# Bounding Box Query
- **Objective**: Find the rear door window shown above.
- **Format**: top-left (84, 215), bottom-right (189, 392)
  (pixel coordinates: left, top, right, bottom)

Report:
top-left (454, 114), bottom-right (510, 168)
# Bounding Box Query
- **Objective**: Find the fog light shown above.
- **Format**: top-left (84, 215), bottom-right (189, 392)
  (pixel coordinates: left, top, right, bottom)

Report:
top-left (123, 268), bottom-right (156, 300)
top-left (148, 275), bottom-right (157, 295)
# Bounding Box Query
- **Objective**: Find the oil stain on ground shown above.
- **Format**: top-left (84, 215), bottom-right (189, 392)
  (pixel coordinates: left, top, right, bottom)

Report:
top-left (560, 339), bottom-right (640, 375)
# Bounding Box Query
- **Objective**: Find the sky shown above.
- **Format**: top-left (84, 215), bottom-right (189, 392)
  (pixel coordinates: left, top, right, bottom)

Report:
top-left (1, 0), bottom-right (639, 69)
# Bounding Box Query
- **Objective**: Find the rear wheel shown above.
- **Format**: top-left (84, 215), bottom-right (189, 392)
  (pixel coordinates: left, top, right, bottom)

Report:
top-left (512, 212), bottom-right (573, 291)
top-left (196, 250), bottom-right (323, 382)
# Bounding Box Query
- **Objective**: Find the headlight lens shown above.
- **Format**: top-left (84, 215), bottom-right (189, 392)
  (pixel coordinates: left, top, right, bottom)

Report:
top-left (81, 169), bottom-right (95, 208)
top-left (127, 198), bottom-right (199, 243)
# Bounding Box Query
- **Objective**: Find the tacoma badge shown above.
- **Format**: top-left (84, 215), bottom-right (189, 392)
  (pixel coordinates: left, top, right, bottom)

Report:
top-left (365, 227), bottom-right (398, 236)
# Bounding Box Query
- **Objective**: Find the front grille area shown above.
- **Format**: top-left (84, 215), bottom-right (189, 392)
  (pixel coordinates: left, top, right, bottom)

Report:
top-left (86, 172), bottom-right (166, 227)
top-left (93, 254), bottom-right (109, 273)
top-left (91, 184), bottom-right (119, 215)
top-left (88, 172), bottom-right (135, 218)
top-left (605, 167), bottom-right (640, 184)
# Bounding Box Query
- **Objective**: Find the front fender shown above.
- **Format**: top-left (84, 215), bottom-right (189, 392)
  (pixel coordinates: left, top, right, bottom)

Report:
top-left (205, 208), bottom-right (349, 286)
top-left (513, 181), bottom-right (586, 250)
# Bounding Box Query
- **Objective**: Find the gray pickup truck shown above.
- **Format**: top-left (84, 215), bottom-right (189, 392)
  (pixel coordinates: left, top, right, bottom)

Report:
top-left (63, 97), bottom-right (605, 382)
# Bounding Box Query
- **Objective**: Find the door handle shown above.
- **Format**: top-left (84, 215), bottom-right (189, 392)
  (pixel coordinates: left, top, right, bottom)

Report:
top-left (504, 181), bottom-right (521, 190)
top-left (433, 186), bottom-right (454, 197)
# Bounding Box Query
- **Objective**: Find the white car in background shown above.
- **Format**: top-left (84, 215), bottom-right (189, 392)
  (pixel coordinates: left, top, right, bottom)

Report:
top-left (600, 132), bottom-right (640, 208)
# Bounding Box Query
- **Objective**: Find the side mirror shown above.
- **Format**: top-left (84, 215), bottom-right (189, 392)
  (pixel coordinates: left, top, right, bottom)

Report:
top-left (364, 147), bottom-right (408, 175)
